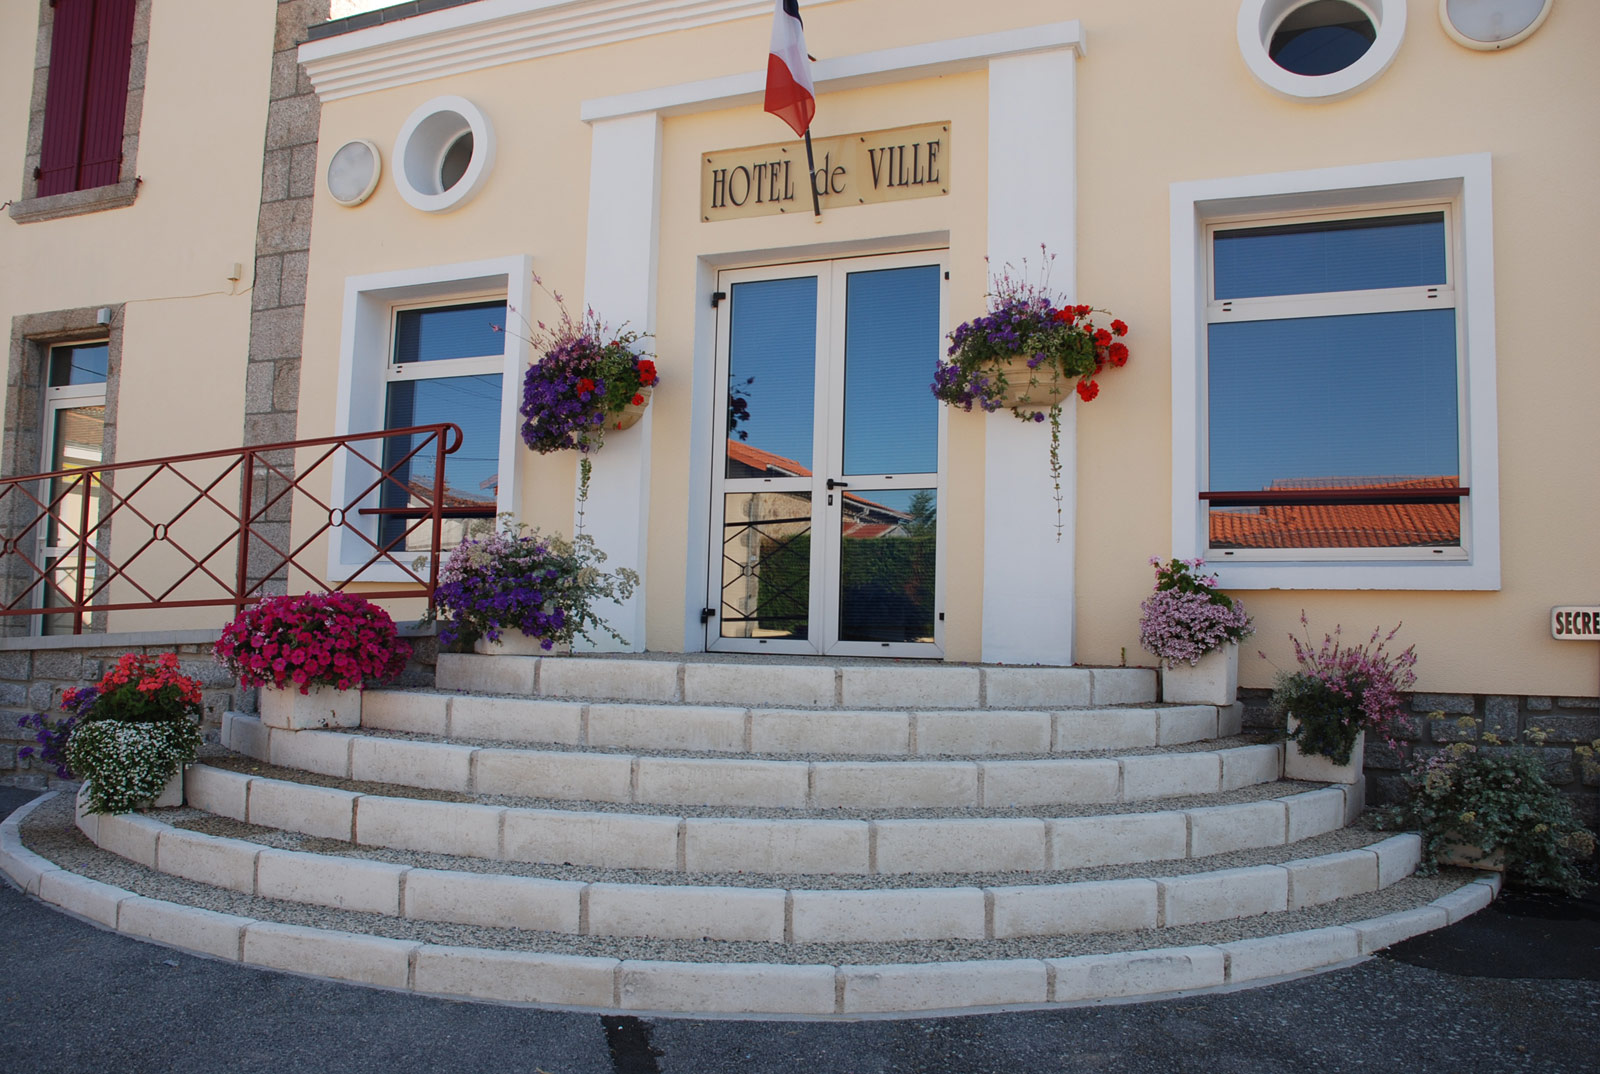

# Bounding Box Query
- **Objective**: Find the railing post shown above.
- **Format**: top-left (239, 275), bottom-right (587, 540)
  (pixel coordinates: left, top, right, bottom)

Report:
top-left (236, 450), bottom-right (254, 617)
top-left (427, 427), bottom-right (448, 611)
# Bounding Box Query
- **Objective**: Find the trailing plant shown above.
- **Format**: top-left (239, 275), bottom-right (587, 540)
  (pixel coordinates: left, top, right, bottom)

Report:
top-left (15, 710), bottom-right (77, 780)
top-left (430, 517), bottom-right (639, 651)
top-left (1378, 720), bottom-right (1597, 894)
top-left (61, 653), bottom-right (204, 814)
top-left (1137, 557), bottom-right (1252, 667)
top-left (1266, 613), bottom-right (1416, 765)
top-left (931, 250), bottom-right (1129, 541)
top-left (214, 592), bottom-right (411, 693)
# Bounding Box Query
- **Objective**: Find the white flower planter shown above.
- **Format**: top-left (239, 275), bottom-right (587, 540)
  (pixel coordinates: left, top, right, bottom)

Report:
top-left (1161, 642), bottom-right (1239, 705)
top-left (473, 630), bottom-right (570, 657)
top-left (258, 683), bottom-right (361, 730)
top-left (1284, 715), bottom-right (1364, 784)
top-left (144, 765), bottom-right (185, 809)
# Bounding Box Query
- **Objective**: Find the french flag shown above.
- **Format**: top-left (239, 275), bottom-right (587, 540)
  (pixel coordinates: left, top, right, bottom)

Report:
top-left (764, 0), bottom-right (815, 137)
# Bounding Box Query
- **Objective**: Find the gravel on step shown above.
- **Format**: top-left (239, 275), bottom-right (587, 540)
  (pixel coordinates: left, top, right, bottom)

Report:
top-left (199, 754), bottom-right (1325, 821)
top-left (18, 793), bottom-right (1469, 967)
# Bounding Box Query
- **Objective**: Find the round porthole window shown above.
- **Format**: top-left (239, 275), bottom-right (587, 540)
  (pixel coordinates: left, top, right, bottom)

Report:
top-left (1439, 0), bottom-right (1553, 51)
top-left (326, 139), bottom-right (381, 207)
top-left (392, 95), bottom-right (495, 213)
top-left (1238, 0), bottom-right (1406, 101)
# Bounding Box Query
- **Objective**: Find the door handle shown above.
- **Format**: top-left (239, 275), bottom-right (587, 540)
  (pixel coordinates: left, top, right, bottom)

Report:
top-left (826, 478), bottom-right (849, 490)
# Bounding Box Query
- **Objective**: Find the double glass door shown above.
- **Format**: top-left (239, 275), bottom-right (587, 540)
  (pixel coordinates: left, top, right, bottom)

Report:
top-left (708, 252), bottom-right (946, 657)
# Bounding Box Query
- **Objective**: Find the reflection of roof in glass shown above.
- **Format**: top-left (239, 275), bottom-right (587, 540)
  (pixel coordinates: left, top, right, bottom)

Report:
top-left (1210, 476), bottom-right (1461, 549)
top-left (725, 441), bottom-right (908, 525)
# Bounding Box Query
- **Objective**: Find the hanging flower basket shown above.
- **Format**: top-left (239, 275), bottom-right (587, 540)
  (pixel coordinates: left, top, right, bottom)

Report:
top-left (609, 384), bottom-right (654, 431)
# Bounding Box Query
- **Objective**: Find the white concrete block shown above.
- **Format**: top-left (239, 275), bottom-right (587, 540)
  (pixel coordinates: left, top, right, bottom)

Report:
top-left (979, 759), bottom-right (1119, 807)
top-left (1157, 706), bottom-right (1219, 745)
top-left (355, 795), bottom-right (503, 859)
top-left (1222, 926), bottom-right (1361, 982)
top-left (502, 808), bottom-right (679, 870)
top-left (1218, 702), bottom-right (1244, 737)
top-left (243, 922), bottom-right (418, 989)
top-left (358, 691), bottom-right (448, 735)
top-left (619, 960), bottom-right (836, 1015)
top-left (1434, 879), bottom-right (1496, 924)
top-left (73, 786), bottom-right (99, 844)
top-left (1373, 834), bottom-right (1423, 888)
top-left (1120, 752), bottom-right (1221, 801)
top-left (155, 828), bottom-right (260, 893)
top-left (682, 818), bottom-right (869, 875)
top-left (402, 868), bottom-right (583, 932)
top-left (414, 945), bottom-right (617, 1006)
top-left (38, 871), bottom-right (127, 927)
top-left (915, 711), bottom-right (1051, 755)
top-left (990, 878), bottom-right (1159, 938)
top-left (184, 763), bottom-right (251, 820)
top-left (349, 736), bottom-right (474, 792)
top-left (791, 888), bottom-right (985, 942)
top-left (841, 960), bottom-right (1048, 1014)
top-left (588, 883), bottom-right (785, 941)
top-left (1343, 780), bottom-right (1367, 825)
top-left (1282, 787), bottom-right (1350, 843)
top-left (982, 667), bottom-right (1092, 709)
top-left (841, 666), bottom-right (981, 709)
top-left (449, 695), bottom-right (584, 745)
top-left (222, 712), bottom-right (270, 761)
top-left (811, 762), bottom-right (978, 809)
top-left (435, 652), bottom-right (536, 695)
top-left (473, 748), bottom-right (633, 802)
top-left (1188, 801), bottom-right (1287, 857)
top-left (873, 818), bottom-right (1047, 874)
top-left (247, 779), bottom-right (357, 842)
top-left (117, 896), bottom-right (250, 961)
top-left (587, 704), bottom-right (744, 752)
top-left (258, 685), bottom-right (360, 731)
top-left (256, 848), bottom-right (404, 915)
top-left (1287, 849), bottom-right (1381, 909)
top-left (1050, 812), bottom-right (1189, 869)
top-left (1160, 865), bottom-right (1289, 927)
top-left (539, 658), bottom-right (680, 702)
top-left (1054, 709), bottom-right (1158, 751)
top-left (750, 709), bottom-right (910, 755)
top-left (1089, 668), bottom-right (1158, 706)
top-left (96, 812), bottom-right (160, 868)
top-left (0, 823), bottom-right (58, 897)
top-left (1220, 744), bottom-right (1283, 791)
top-left (1049, 945), bottom-right (1227, 1002)
top-left (267, 728), bottom-right (352, 778)
top-left (1352, 905), bottom-right (1451, 954)
top-left (635, 757), bottom-right (807, 808)
top-left (684, 663), bottom-right (834, 708)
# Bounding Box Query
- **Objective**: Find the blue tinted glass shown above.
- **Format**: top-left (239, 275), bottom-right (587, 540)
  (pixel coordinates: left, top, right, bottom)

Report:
top-left (727, 277), bottom-right (817, 477)
top-left (1214, 214), bottom-right (1446, 299)
top-left (394, 301), bottom-right (507, 363)
top-left (48, 343), bottom-right (108, 386)
top-left (1208, 309), bottom-right (1458, 492)
top-left (1270, 11), bottom-right (1374, 77)
top-left (381, 375), bottom-right (502, 543)
top-left (843, 266), bottom-right (940, 476)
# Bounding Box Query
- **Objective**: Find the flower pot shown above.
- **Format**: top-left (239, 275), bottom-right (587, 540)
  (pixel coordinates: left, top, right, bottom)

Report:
top-left (1162, 642), bottom-right (1239, 705)
top-left (258, 683), bottom-right (361, 731)
top-left (610, 385), bottom-right (653, 431)
top-left (1284, 715), bottom-right (1364, 784)
top-left (473, 629), bottom-right (572, 657)
top-left (141, 765), bottom-right (185, 810)
top-left (993, 357), bottom-right (1070, 411)
top-left (1437, 835), bottom-right (1507, 872)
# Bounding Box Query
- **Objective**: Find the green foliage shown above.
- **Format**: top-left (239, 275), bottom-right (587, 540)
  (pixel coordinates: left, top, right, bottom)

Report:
top-left (1272, 671), bottom-right (1364, 766)
top-left (66, 718), bottom-right (200, 815)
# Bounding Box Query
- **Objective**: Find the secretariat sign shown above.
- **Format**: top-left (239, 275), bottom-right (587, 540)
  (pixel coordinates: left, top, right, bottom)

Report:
top-left (1552, 606), bottom-right (1600, 641)
top-left (701, 122), bottom-right (949, 222)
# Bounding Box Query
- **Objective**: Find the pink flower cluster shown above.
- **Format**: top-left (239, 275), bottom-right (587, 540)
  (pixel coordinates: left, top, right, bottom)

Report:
top-left (1284, 613), bottom-right (1417, 742)
top-left (215, 593), bottom-right (410, 694)
top-left (1138, 557), bottom-right (1253, 667)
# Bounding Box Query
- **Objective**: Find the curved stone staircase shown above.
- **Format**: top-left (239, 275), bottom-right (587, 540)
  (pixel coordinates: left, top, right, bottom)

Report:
top-left (0, 655), bottom-right (1498, 1016)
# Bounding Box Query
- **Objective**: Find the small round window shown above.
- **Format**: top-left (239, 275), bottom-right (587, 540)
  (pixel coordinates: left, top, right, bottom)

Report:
top-left (440, 131), bottom-right (474, 192)
top-left (1269, 1), bottom-right (1376, 75)
top-left (1238, 0), bottom-right (1406, 102)
top-left (392, 96), bottom-right (495, 213)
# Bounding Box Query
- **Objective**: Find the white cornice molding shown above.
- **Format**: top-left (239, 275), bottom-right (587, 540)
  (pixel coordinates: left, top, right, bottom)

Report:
top-left (582, 21), bottom-right (1085, 122)
top-left (300, 0), bottom-right (850, 101)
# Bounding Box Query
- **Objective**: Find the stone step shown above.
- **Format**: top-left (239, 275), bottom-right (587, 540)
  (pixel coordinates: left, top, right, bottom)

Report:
top-left (432, 655), bottom-right (1158, 709)
top-left (76, 802), bottom-right (1426, 944)
top-left (2, 791), bottom-right (1499, 1016)
top-left (358, 690), bottom-right (1237, 756)
top-left (181, 763), bottom-right (1362, 875)
top-left (223, 715), bottom-right (1279, 810)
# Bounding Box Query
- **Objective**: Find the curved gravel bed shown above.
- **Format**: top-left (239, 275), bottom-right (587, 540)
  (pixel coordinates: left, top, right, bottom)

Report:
top-left (18, 793), bottom-right (1467, 967)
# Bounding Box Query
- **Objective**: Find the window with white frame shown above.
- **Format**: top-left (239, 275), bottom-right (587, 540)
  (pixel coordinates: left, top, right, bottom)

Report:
top-left (1170, 155), bottom-right (1500, 591)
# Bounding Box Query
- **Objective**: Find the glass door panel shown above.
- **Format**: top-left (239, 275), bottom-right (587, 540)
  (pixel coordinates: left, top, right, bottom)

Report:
top-left (841, 266), bottom-right (941, 476)
top-left (718, 491), bottom-right (812, 640)
top-left (725, 277), bottom-right (818, 476)
top-left (837, 487), bottom-right (937, 644)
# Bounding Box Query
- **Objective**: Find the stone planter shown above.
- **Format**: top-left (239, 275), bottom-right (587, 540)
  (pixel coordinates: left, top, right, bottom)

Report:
top-left (143, 765), bottom-right (185, 809)
top-left (473, 630), bottom-right (571, 657)
top-left (258, 683), bottom-right (361, 730)
top-left (1284, 715), bottom-right (1364, 784)
top-left (1437, 836), bottom-right (1507, 872)
top-left (1161, 642), bottom-right (1239, 705)
top-left (609, 385), bottom-right (653, 431)
top-left (993, 356), bottom-right (1070, 411)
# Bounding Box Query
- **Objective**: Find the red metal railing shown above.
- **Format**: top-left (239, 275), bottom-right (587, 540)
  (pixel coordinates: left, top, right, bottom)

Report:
top-left (0, 423), bottom-right (492, 633)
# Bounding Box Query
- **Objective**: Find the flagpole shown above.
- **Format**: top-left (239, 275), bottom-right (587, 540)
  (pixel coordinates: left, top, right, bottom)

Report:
top-left (802, 129), bottom-right (822, 220)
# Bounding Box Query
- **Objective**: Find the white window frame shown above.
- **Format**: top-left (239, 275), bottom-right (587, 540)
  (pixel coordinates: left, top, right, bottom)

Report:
top-left (1170, 153), bottom-right (1499, 590)
top-left (329, 255), bottom-right (532, 583)
top-left (39, 342), bottom-right (109, 635)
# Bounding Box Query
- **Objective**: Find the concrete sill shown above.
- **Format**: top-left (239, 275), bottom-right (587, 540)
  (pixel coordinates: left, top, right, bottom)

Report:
top-left (9, 180), bottom-right (140, 224)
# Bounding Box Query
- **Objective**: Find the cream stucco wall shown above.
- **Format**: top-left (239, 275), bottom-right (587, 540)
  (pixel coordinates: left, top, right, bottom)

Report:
top-left (293, 0), bottom-right (1597, 695)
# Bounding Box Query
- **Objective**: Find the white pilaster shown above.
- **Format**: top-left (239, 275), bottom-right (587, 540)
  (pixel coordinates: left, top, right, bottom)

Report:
top-left (579, 111), bottom-right (663, 651)
top-left (982, 47), bottom-right (1079, 666)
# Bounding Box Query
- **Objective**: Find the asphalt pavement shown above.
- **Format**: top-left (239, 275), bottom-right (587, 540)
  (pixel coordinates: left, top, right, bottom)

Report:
top-left (3, 784), bottom-right (1597, 1074)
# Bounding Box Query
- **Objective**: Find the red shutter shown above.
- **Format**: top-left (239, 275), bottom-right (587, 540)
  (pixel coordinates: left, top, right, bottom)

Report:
top-left (77, 0), bottom-right (136, 190)
top-left (36, 0), bottom-right (96, 197)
